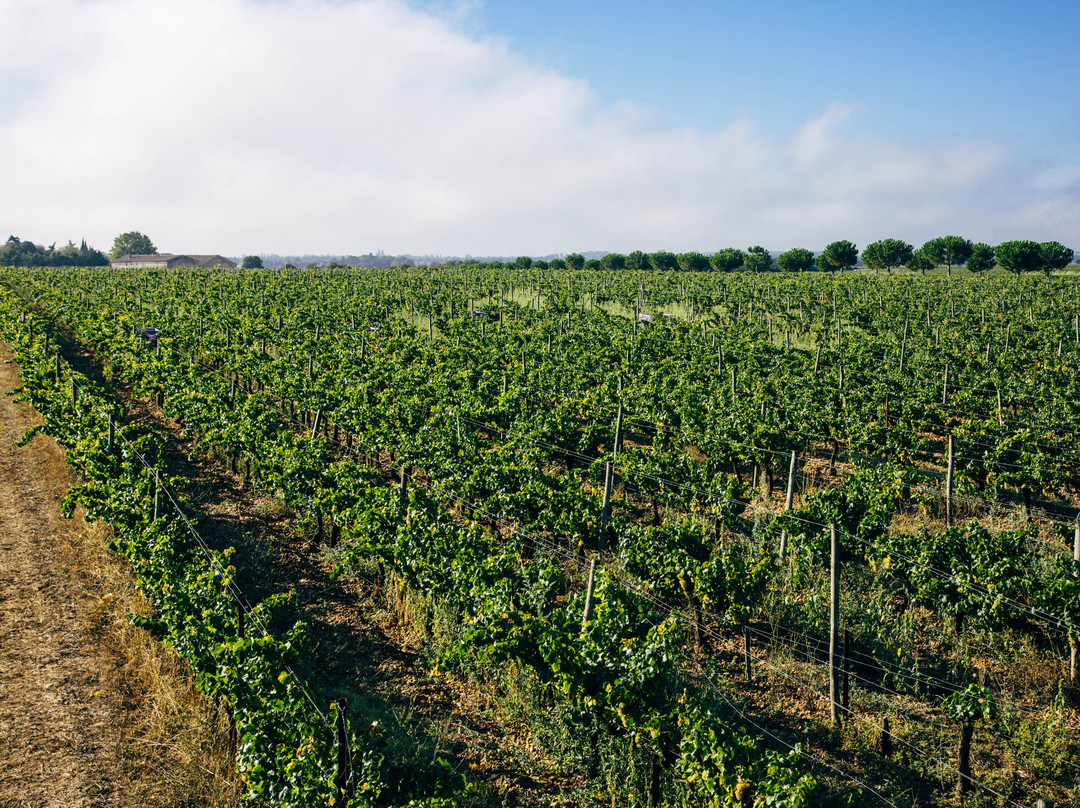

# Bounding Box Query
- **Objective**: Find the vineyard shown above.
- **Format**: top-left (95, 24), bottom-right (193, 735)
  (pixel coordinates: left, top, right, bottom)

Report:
top-left (2, 264), bottom-right (1079, 807)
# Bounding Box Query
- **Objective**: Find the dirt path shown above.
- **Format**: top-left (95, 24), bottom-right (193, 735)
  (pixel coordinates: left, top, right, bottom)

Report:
top-left (0, 346), bottom-right (233, 808)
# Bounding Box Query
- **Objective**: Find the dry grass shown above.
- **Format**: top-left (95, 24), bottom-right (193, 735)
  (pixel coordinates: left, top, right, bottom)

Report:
top-left (70, 522), bottom-right (242, 807)
top-left (0, 344), bottom-right (238, 807)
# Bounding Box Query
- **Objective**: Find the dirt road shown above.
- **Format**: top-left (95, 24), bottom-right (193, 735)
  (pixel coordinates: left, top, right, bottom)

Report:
top-left (0, 346), bottom-right (231, 808)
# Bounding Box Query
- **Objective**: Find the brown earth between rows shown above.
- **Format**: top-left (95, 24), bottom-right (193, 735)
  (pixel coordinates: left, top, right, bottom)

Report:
top-left (0, 343), bottom-right (235, 808)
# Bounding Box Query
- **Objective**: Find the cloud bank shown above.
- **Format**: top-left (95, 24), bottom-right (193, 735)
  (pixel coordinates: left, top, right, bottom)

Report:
top-left (1, 0), bottom-right (1077, 256)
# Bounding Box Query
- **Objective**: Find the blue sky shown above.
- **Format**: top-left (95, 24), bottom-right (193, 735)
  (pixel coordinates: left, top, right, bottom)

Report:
top-left (471, 0), bottom-right (1080, 160)
top-left (0, 0), bottom-right (1076, 256)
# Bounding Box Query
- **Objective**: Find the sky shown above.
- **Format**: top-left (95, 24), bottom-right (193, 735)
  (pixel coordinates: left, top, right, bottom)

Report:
top-left (1, 0), bottom-right (1078, 257)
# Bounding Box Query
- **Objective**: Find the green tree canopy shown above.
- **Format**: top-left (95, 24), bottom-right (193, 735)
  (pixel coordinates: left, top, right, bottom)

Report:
top-left (965, 243), bottom-right (996, 273)
top-left (584, 258), bottom-right (602, 270)
top-left (995, 240), bottom-right (1042, 277)
top-left (565, 252), bottom-right (585, 271)
top-left (648, 251), bottom-right (678, 272)
top-left (1039, 241), bottom-right (1074, 276)
top-left (676, 251), bottom-right (710, 272)
top-left (109, 231), bottom-right (157, 260)
top-left (548, 257), bottom-right (567, 270)
top-left (709, 248), bottom-right (744, 272)
top-left (905, 247), bottom-right (935, 275)
top-left (625, 250), bottom-right (648, 273)
top-left (776, 247), bottom-right (815, 273)
top-left (921, 235), bottom-right (973, 275)
top-left (1, 235), bottom-right (107, 267)
top-left (861, 239), bottom-right (914, 274)
top-left (241, 255), bottom-right (264, 269)
top-left (815, 240), bottom-right (858, 272)
top-left (514, 255), bottom-right (533, 269)
top-left (744, 245), bottom-right (772, 273)
top-left (600, 253), bottom-right (626, 271)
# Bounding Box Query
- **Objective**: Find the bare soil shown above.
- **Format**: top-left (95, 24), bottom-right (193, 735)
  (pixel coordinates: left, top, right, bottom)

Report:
top-left (0, 345), bottom-right (235, 808)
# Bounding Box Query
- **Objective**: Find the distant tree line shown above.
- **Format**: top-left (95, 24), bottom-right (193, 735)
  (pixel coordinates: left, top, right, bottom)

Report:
top-left (475, 237), bottom-right (1076, 276)
top-left (1, 235), bottom-right (108, 267)
top-left (3, 232), bottom-right (1074, 277)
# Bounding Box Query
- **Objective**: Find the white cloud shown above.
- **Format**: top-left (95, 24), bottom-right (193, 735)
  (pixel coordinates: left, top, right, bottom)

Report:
top-left (0, 0), bottom-right (1077, 256)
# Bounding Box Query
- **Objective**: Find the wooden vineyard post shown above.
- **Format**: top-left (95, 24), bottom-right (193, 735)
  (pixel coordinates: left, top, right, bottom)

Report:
top-left (70, 378), bottom-right (78, 411)
top-left (814, 345), bottom-right (821, 374)
top-left (1073, 522), bottom-right (1079, 682)
top-left (598, 462), bottom-right (613, 553)
top-left (334, 699), bottom-right (351, 805)
top-left (153, 470), bottom-right (161, 522)
top-left (899, 319), bottom-right (908, 374)
top-left (310, 410), bottom-right (322, 441)
top-left (613, 405), bottom-right (623, 458)
top-left (942, 364), bottom-right (949, 405)
top-left (777, 450), bottom-right (797, 559)
top-left (829, 523), bottom-right (841, 727)
top-left (730, 367), bottom-right (736, 396)
top-left (997, 388), bottom-right (1004, 426)
top-left (581, 559), bottom-right (597, 629)
top-left (743, 624), bottom-right (752, 681)
top-left (957, 721), bottom-right (974, 794)
top-left (946, 434), bottom-right (955, 526)
top-left (880, 716), bottom-right (892, 758)
top-left (842, 630), bottom-right (850, 710)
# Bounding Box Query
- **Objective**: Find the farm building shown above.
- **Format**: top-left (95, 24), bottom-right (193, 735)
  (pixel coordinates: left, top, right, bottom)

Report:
top-left (111, 253), bottom-right (238, 269)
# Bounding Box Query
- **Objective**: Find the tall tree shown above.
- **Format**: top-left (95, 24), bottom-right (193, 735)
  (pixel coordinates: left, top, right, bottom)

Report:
top-left (709, 248), bottom-right (744, 272)
top-left (565, 253), bottom-right (585, 271)
top-left (676, 251), bottom-right (710, 272)
top-left (1, 235), bottom-right (107, 267)
top-left (648, 251), bottom-right (678, 272)
top-left (965, 243), bottom-right (996, 273)
top-left (995, 240), bottom-right (1042, 277)
top-left (109, 231), bottom-right (157, 260)
top-left (1039, 241), bottom-right (1074, 276)
top-left (744, 245), bottom-right (772, 273)
top-left (515, 255), bottom-right (533, 269)
top-left (861, 239), bottom-right (914, 275)
top-left (815, 240), bottom-right (858, 272)
top-left (600, 252), bottom-right (626, 271)
top-left (776, 247), bottom-right (815, 273)
top-left (905, 248), bottom-right (935, 275)
top-left (626, 250), bottom-right (648, 273)
top-left (921, 235), bottom-right (973, 276)
top-left (241, 255), bottom-right (264, 269)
